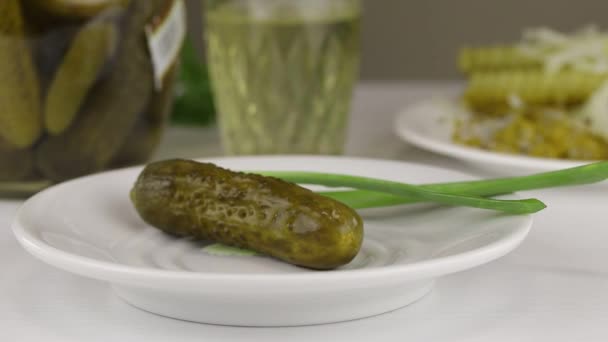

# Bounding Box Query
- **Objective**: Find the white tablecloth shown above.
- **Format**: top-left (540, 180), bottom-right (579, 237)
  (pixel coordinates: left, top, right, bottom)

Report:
top-left (3, 83), bottom-right (608, 341)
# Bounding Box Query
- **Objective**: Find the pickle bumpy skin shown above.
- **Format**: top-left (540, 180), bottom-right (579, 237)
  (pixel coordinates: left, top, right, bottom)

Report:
top-left (130, 159), bottom-right (364, 270)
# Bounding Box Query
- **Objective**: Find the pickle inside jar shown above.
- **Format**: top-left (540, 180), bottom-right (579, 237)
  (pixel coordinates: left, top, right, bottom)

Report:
top-left (24, 0), bottom-right (132, 20)
top-left (35, 0), bottom-right (166, 182)
top-left (0, 0), bottom-right (43, 149)
top-left (112, 63), bottom-right (179, 168)
top-left (0, 0), bottom-right (179, 191)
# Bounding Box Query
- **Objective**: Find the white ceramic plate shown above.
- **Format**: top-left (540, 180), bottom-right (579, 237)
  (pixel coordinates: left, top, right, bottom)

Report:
top-left (12, 156), bottom-right (532, 327)
top-left (394, 99), bottom-right (593, 172)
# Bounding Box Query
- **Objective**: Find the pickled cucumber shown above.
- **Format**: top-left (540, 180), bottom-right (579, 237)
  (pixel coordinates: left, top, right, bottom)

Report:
top-left (112, 64), bottom-right (178, 167)
top-left (31, 25), bottom-right (79, 92)
top-left (110, 119), bottom-right (161, 168)
top-left (26, 0), bottom-right (131, 19)
top-left (148, 63), bottom-right (179, 125)
top-left (36, 0), bottom-right (163, 181)
top-left (44, 10), bottom-right (121, 135)
top-left (0, 0), bottom-right (42, 148)
top-left (130, 159), bottom-right (364, 270)
top-left (0, 140), bottom-right (34, 181)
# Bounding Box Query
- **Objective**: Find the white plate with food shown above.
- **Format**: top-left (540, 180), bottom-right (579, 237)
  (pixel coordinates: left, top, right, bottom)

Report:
top-left (12, 156), bottom-right (533, 327)
top-left (394, 99), bottom-right (594, 173)
top-left (396, 27), bottom-right (608, 173)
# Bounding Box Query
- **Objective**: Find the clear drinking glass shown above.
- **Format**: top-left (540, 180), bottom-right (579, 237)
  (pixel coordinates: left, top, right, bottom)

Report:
top-left (204, 0), bottom-right (361, 155)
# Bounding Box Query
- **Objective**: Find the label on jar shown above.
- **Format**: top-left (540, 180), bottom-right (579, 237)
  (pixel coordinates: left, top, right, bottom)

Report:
top-left (145, 0), bottom-right (187, 90)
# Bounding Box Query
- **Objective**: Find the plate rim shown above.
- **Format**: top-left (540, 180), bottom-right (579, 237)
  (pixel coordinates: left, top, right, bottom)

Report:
top-left (394, 99), bottom-right (593, 171)
top-left (12, 156), bottom-right (533, 289)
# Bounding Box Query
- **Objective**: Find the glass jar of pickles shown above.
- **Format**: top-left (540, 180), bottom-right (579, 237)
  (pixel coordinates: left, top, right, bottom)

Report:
top-left (0, 0), bottom-right (186, 195)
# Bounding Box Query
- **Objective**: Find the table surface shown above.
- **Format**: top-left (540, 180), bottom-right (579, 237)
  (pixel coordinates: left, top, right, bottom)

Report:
top-left (3, 82), bottom-right (608, 341)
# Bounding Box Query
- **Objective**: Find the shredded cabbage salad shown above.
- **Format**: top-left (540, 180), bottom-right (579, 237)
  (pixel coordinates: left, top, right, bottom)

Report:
top-left (578, 80), bottom-right (608, 139)
top-left (514, 26), bottom-right (608, 137)
top-left (517, 25), bottom-right (608, 74)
